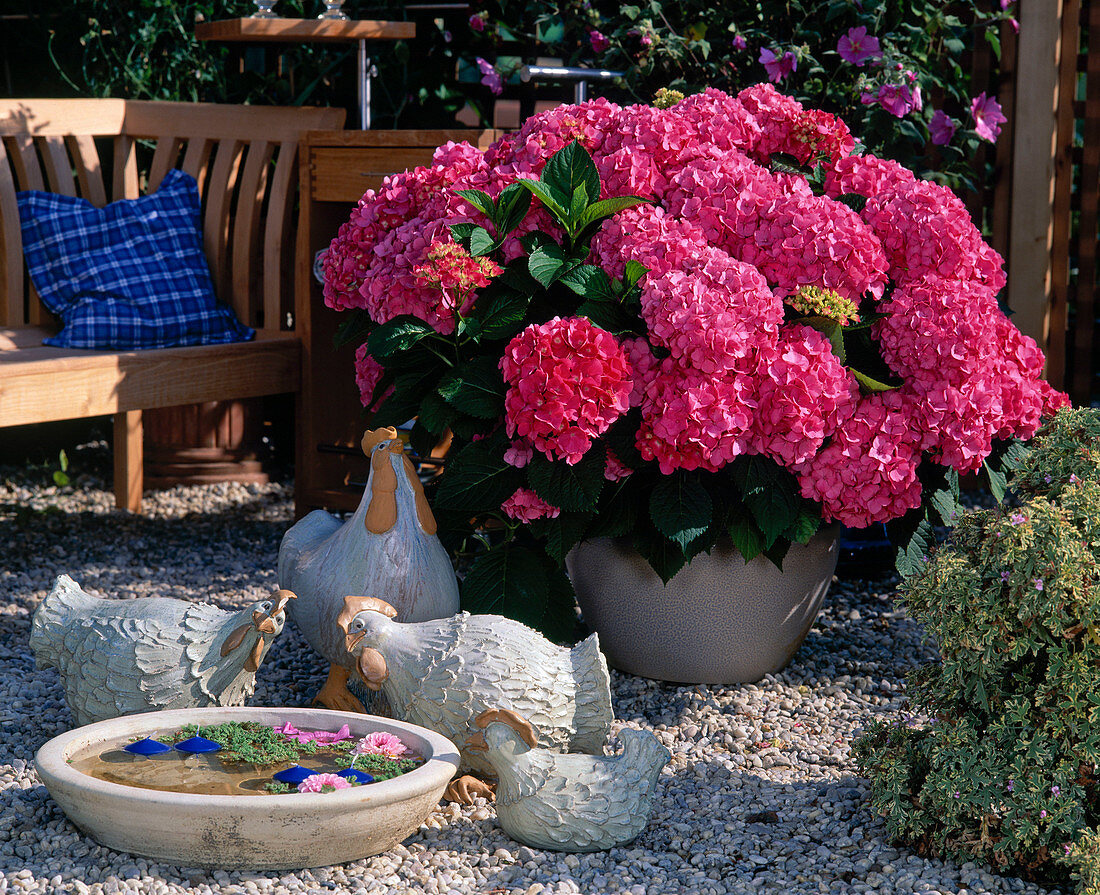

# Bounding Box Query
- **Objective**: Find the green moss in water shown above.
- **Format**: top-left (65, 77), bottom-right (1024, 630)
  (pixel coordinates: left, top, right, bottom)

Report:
top-left (265, 781), bottom-right (294, 794)
top-left (171, 722), bottom-right (354, 766)
top-left (351, 752), bottom-right (419, 781)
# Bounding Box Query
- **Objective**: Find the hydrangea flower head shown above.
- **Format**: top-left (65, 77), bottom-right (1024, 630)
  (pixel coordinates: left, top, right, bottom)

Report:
top-left (502, 487), bottom-right (561, 522)
top-left (501, 317), bottom-right (632, 464)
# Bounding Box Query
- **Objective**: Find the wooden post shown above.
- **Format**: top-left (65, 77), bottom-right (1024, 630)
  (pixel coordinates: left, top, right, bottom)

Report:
top-left (1007, 0), bottom-right (1063, 358)
top-left (114, 410), bottom-right (143, 513)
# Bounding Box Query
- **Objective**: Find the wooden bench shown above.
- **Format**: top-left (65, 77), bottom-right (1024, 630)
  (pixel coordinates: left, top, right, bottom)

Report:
top-left (0, 99), bottom-right (344, 511)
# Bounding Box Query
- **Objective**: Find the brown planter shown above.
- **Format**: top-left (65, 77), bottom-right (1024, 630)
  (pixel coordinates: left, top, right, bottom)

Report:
top-left (566, 526), bottom-right (840, 685)
top-left (144, 400), bottom-right (268, 489)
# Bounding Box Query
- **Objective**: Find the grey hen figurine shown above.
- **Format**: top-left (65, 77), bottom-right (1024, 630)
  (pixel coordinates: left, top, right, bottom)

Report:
top-left (278, 427), bottom-right (460, 712)
top-left (466, 708), bottom-right (671, 852)
top-left (30, 574), bottom-right (294, 726)
top-left (340, 596), bottom-right (613, 802)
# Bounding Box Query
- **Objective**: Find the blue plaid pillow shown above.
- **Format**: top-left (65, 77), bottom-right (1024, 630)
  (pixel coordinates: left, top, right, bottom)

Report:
top-left (17, 169), bottom-right (254, 350)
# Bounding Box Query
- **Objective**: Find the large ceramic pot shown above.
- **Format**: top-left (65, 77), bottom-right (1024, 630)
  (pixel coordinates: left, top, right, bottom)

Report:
top-left (35, 706), bottom-right (459, 870)
top-left (566, 525), bottom-right (840, 685)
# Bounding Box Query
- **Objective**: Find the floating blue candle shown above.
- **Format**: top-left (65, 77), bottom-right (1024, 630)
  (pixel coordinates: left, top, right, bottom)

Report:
top-left (123, 738), bottom-right (172, 756)
top-left (337, 768), bottom-right (374, 785)
top-left (272, 765), bottom-right (315, 785)
top-left (174, 736), bottom-right (221, 754)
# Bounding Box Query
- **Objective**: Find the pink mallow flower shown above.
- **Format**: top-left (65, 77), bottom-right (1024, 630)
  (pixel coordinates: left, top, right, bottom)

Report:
top-left (970, 92), bottom-right (1007, 143)
top-left (468, 13), bottom-right (486, 32)
top-left (876, 83), bottom-right (921, 118)
top-left (501, 316), bottom-right (632, 464)
top-left (352, 731), bottom-right (408, 758)
top-left (837, 26), bottom-right (881, 66)
top-left (502, 487), bottom-right (560, 522)
top-left (298, 773), bottom-right (352, 793)
top-left (589, 30), bottom-right (611, 54)
top-left (929, 110), bottom-right (958, 146)
top-left (760, 48), bottom-right (797, 83)
top-left (274, 722), bottom-right (353, 745)
top-left (476, 57), bottom-right (504, 96)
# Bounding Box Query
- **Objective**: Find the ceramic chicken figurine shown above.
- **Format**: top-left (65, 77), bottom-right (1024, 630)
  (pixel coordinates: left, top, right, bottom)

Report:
top-left (466, 708), bottom-right (670, 852)
top-left (340, 595), bottom-right (614, 801)
top-left (278, 427), bottom-right (460, 712)
top-left (29, 574), bottom-right (294, 727)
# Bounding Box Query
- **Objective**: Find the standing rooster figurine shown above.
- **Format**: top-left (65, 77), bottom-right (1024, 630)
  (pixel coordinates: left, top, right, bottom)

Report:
top-left (278, 428), bottom-right (460, 712)
top-left (466, 708), bottom-right (670, 852)
top-left (30, 574), bottom-right (294, 726)
top-left (340, 596), bottom-right (613, 801)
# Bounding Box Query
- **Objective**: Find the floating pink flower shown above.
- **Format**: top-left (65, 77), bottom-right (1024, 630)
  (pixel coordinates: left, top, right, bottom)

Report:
top-left (501, 487), bottom-right (560, 522)
top-left (970, 92), bottom-right (1007, 143)
top-left (759, 48), bottom-right (797, 83)
top-left (352, 731), bottom-right (409, 758)
top-left (929, 110), bottom-right (958, 146)
top-left (274, 722), bottom-right (353, 745)
top-left (298, 773), bottom-right (352, 793)
top-left (501, 317), bottom-right (632, 464)
top-left (837, 26), bottom-right (881, 66)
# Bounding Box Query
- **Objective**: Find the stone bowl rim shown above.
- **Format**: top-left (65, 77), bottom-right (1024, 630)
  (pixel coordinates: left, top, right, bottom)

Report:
top-left (35, 705), bottom-right (460, 809)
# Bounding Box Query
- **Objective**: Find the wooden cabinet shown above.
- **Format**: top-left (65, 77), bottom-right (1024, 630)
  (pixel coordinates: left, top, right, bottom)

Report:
top-left (295, 129), bottom-right (501, 516)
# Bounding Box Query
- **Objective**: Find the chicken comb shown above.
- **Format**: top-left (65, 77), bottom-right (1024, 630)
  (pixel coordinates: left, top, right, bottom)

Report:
top-left (337, 594), bottom-right (398, 633)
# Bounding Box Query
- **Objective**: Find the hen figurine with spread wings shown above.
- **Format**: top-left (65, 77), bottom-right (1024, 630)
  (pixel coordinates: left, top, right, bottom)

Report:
top-left (30, 574), bottom-right (294, 726)
top-left (466, 708), bottom-right (670, 852)
top-left (278, 428), bottom-right (460, 712)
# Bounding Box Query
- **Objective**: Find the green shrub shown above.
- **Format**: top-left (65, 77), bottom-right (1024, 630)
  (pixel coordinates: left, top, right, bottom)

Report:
top-left (854, 407), bottom-right (1100, 891)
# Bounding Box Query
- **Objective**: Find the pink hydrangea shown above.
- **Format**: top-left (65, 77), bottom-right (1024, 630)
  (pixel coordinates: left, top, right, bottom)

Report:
top-left (636, 359), bottom-right (755, 474)
top-left (354, 344), bottom-right (393, 411)
top-left (501, 317), bottom-right (632, 464)
top-left (797, 392), bottom-right (924, 527)
top-left (328, 87), bottom-right (1067, 531)
top-left (604, 450), bottom-right (633, 482)
top-left (751, 325), bottom-right (859, 468)
top-left (502, 487), bottom-right (561, 522)
top-left (640, 245), bottom-right (781, 374)
top-left (298, 773), bottom-right (352, 794)
top-left (352, 731), bottom-right (408, 758)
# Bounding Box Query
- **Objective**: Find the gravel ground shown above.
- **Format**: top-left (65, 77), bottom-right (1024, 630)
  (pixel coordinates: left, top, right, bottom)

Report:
top-left (0, 444), bottom-right (1060, 895)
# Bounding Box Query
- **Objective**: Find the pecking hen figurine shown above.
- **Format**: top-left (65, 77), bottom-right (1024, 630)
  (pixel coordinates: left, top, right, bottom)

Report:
top-left (340, 595), bottom-right (613, 802)
top-left (30, 574), bottom-right (294, 726)
top-left (278, 427), bottom-right (460, 712)
top-left (466, 708), bottom-right (670, 852)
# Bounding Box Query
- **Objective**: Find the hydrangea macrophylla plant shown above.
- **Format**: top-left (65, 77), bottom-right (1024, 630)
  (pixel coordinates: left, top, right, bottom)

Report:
top-left (325, 85), bottom-right (1066, 639)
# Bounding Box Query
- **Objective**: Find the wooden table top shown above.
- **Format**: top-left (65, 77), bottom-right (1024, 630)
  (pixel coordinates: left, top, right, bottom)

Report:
top-left (195, 18), bottom-right (415, 44)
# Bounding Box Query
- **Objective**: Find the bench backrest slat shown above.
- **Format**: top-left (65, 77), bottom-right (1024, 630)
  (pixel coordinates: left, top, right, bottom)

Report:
top-left (232, 140), bottom-right (273, 329)
top-left (66, 135), bottom-right (107, 206)
top-left (263, 141), bottom-right (299, 332)
top-left (0, 99), bottom-right (344, 331)
top-left (0, 140), bottom-right (22, 325)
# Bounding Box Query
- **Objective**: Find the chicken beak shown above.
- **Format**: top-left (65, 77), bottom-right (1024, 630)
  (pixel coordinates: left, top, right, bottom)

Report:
top-left (272, 589), bottom-right (296, 614)
top-left (244, 636), bottom-right (266, 673)
top-left (464, 730), bottom-right (488, 752)
top-left (345, 630), bottom-right (366, 654)
top-left (220, 622), bottom-right (253, 657)
top-left (252, 608), bottom-right (278, 635)
top-left (357, 647), bottom-right (388, 691)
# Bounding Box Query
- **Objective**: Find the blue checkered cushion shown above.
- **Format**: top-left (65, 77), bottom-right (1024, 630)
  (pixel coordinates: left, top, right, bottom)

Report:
top-left (17, 169), bottom-right (254, 350)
